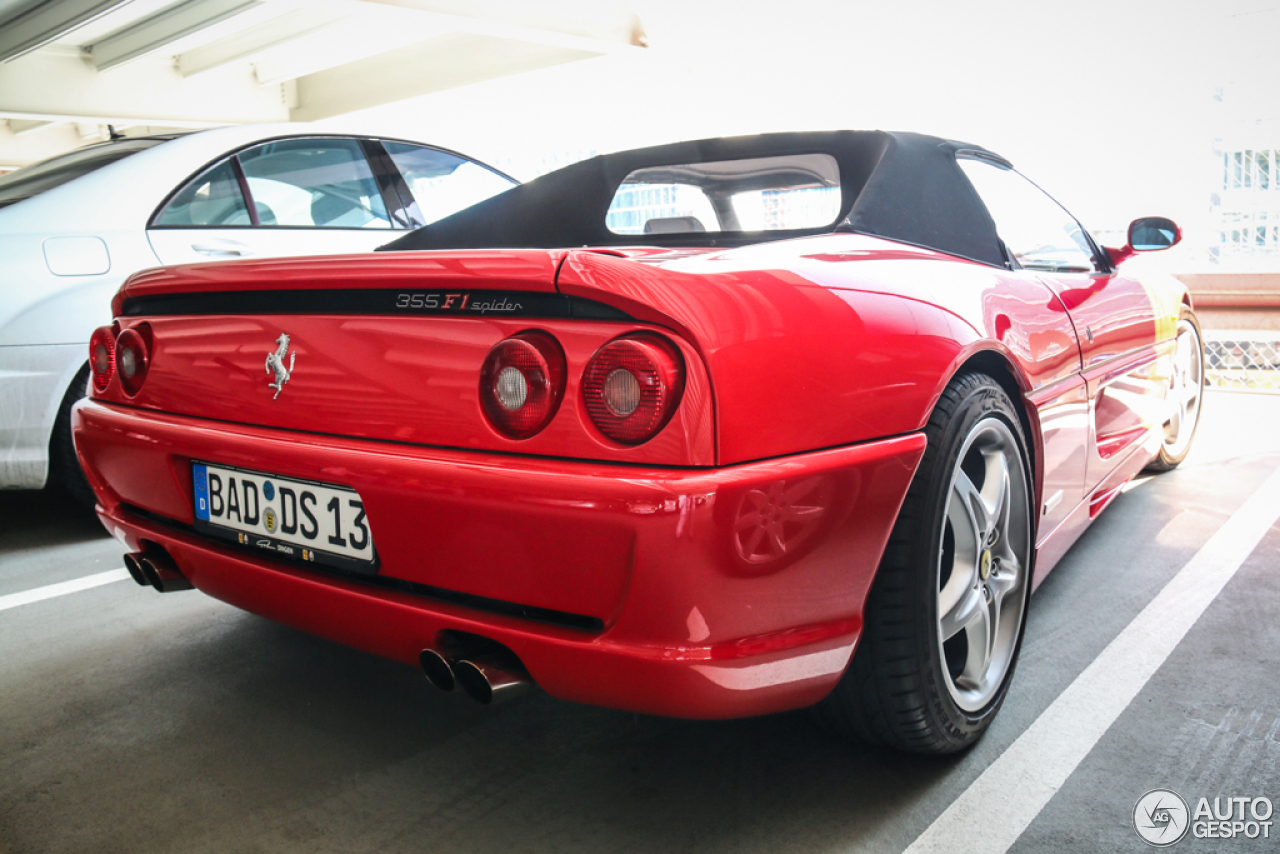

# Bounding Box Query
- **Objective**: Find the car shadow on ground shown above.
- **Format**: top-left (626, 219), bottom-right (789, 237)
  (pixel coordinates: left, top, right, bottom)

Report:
top-left (0, 488), bottom-right (107, 551)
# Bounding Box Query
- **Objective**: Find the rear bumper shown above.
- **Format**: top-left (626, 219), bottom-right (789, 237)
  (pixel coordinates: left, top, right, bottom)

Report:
top-left (75, 399), bottom-right (925, 718)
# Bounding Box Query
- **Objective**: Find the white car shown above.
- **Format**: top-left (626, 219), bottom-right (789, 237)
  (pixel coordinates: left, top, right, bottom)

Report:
top-left (0, 124), bottom-right (515, 503)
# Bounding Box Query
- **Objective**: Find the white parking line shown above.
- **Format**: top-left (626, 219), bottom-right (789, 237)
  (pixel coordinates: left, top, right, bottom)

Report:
top-left (904, 463), bottom-right (1280, 854)
top-left (0, 568), bottom-right (131, 613)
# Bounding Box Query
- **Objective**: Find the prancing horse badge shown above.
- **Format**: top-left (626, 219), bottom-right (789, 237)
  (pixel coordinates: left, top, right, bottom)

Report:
top-left (265, 333), bottom-right (295, 399)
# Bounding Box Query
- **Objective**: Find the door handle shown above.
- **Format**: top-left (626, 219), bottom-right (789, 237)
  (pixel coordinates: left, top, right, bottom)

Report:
top-left (191, 241), bottom-right (252, 257)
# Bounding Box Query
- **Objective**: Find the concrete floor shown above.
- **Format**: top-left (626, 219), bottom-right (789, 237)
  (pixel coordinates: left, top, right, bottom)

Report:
top-left (2, 389), bottom-right (1278, 854)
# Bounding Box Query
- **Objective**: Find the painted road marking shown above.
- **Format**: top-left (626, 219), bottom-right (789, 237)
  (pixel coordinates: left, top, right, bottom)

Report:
top-left (0, 568), bottom-right (130, 613)
top-left (904, 463), bottom-right (1280, 854)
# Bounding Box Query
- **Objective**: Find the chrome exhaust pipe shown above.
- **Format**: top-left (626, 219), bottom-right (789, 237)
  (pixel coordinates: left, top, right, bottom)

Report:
top-left (139, 552), bottom-right (193, 593)
top-left (454, 654), bottom-right (532, 705)
top-left (123, 552), bottom-right (150, 587)
top-left (419, 648), bottom-right (457, 692)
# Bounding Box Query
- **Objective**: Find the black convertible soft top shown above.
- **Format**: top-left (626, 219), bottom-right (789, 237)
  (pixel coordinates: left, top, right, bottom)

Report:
top-left (379, 131), bottom-right (1012, 268)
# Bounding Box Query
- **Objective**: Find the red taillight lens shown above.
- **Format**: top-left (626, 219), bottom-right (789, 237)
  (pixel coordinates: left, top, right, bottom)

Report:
top-left (115, 327), bottom-right (149, 395)
top-left (480, 332), bottom-right (566, 439)
top-left (582, 335), bottom-right (684, 445)
top-left (89, 326), bottom-right (115, 393)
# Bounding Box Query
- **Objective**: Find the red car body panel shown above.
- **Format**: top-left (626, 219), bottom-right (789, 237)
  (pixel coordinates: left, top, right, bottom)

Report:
top-left (75, 225), bottom-right (1188, 717)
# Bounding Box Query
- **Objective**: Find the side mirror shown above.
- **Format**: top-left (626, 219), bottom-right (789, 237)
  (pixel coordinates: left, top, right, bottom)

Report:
top-left (1128, 216), bottom-right (1181, 251)
top-left (1106, 216), bottom-right (1182, 265)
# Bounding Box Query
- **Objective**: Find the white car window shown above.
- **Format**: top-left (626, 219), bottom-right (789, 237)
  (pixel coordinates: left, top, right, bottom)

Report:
top-left (382, 142), bottom-right (515, 227)
top-left (242, 177), bottom-right (316, 227)
top-left (152, 159), bottom-right (252, 227)
top-left (237, 139), bottom-right (391, 229)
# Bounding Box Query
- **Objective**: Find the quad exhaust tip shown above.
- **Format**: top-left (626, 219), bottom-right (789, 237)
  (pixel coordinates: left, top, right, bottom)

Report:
top-left (419, 649), bottom-right (457, 692)
top-left (123, 552), bottom-right (150, 587)
top-left (454, 655), bottom-right (531, 705)
top-left (419, 641), bottom-right (531, 705)
top-left (124, 549), bottom-right (193, 593)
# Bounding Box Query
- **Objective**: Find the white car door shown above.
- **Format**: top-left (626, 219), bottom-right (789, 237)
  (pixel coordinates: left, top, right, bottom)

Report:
top-left (146, 137), bottom-right (402, 265)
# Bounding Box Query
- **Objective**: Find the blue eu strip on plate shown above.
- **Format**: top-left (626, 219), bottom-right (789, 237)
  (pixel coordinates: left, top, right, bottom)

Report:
top-left (193, 463), bottom-right (210, 521)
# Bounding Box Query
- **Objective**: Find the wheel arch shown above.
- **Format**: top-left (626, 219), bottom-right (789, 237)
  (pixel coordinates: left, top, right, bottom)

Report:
top-left (48, 360), bottom-right (97, 504)
top-left (942, 347), bottom-right (1043, 543)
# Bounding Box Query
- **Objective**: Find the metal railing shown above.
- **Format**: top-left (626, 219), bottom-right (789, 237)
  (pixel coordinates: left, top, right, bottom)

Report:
top-left (1204, 331), bottom-right (1280, 393)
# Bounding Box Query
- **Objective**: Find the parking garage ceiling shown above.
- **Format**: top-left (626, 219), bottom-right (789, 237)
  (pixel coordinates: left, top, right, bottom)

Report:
top-left (0, 0), bottom-right (646, 168)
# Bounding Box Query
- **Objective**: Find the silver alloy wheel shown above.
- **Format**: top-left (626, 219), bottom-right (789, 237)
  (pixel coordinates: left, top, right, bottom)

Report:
top-left (937, 417), bottom-right (1031, 712)
top-left (1162, 319), bottom-right (1203, 460)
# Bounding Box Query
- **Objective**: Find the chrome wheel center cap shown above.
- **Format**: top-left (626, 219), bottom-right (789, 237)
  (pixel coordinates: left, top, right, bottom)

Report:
top-left (980, 548), bottom-right (992, 581)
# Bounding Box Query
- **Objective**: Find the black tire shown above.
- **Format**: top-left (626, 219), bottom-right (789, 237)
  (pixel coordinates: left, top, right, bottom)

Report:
top-left (820, 372), bottom-right (1034, 754)
top-left (49, 363), bottom-right (97, 509)
top-left (1146, 309), bottom-right (1203, 472)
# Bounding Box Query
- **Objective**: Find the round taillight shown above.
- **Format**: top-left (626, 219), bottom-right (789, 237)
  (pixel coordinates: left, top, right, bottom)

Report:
top-left (582, 335), bottom-right (684, 445)
top-left (89, 326), bottom-right (116, 393)
top-left (115, 327), bottom-right (149, 395)
top-left (479, 332), bottom-right (566, 439)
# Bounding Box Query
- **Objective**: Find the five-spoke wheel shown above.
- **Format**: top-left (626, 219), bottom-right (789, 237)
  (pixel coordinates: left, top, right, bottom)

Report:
top-left (938, 418), bottom-right (1030, 712)
top-left (821, 372), bottom-right (1033, 753)
top-left (1150, 313), bottom-right (1204, 471)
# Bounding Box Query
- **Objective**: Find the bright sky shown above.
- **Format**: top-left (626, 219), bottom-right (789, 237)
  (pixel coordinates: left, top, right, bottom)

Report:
top-left (324, 0), bottom-right (1280, 265)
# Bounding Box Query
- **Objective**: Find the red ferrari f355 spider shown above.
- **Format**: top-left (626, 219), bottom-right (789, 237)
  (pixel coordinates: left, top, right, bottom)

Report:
top-left (74, 131), bottom-right (1202, 753)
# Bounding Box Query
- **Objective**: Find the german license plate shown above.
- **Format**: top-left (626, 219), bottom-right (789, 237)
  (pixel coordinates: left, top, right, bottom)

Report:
top-left (192, 462), bottom-right (377, 573)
